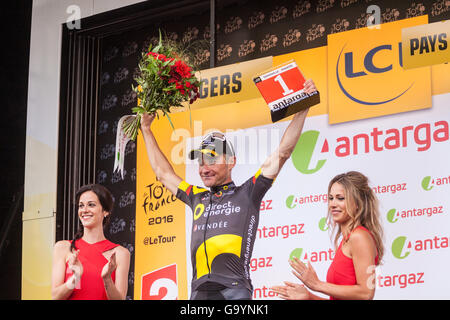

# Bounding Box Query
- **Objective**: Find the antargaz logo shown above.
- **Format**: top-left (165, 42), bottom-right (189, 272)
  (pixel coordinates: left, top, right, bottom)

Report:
top-left (387, 209), bottom-right (398, 223)
top-left (291, 130), bottom-right (328, 174)
top-left (387, 206), bottom-right (444, 223)
top-left (285, 193), bottom-right (328, 209)
top-left (318, 217), bottom-right (328, 231)
top-left (290, 247), bottom-right (334, 262)
top-left (290, 248), bottom-right (304, 261)
top-left (285, 195), bottom-right (296, 209)
top-left (291, 121), bottom-right (448, 175)
top-left (422, 176), bottom-right (434, 191)
top-left (391, 235), bottom-right (449, 259)
top-left (391, 236), bottom-right (410, 259)
top-left (421, 175), bottom-right (450, 191)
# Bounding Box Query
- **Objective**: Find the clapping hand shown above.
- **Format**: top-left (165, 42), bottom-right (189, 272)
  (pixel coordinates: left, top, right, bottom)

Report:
top-left (101, 252), bottom-right (117, 280)
top-left (271, 257), bottom-right (321, 300)
top-left (271, 281), bottom-right (311, 300)
top-left (66, 250), bottom-right (83, 289)
top-left (289, 257), bottom-right (321, 291)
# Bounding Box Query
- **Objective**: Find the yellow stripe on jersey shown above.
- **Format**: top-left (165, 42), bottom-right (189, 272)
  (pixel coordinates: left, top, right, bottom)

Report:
top-left (195, 234), bottom-right (242, 279)
top-left (254, 168), bottom-right (262, 179)
top-left (253, 168), bottom-right (275, 185)
top-left (178, 180), bottom-right (191, 192)
top-left (192, 186), bottom-right (208, 194)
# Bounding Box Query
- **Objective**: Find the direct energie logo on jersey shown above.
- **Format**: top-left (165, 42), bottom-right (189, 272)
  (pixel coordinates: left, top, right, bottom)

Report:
top-left (327, 15), bottom-right (431, 124)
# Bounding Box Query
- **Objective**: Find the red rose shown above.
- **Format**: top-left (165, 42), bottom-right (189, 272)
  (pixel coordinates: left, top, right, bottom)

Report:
top-left (147, 52), bottom-right (169, 62)
top-left (172, 60), bottom-right (192, 78)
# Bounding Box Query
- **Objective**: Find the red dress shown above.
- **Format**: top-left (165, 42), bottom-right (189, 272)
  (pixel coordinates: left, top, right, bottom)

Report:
top-left (326, 226), bottom-right (378, 300)
top-left (65, 238), bottom-right (119, 300)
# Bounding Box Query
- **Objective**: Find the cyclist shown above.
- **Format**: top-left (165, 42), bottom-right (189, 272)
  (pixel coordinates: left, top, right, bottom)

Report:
top-left (140, 79), bottom-right (317, 299)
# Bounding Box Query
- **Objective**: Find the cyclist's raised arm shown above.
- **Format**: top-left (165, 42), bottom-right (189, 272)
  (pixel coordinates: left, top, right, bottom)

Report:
top-left (260, 79), bottom-right (317, 179)
top-left (140, 112), bottom-right (182, 195)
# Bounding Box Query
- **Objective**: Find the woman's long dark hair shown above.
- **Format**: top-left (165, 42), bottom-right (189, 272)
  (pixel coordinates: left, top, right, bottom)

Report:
top-left (71, 184), bottom-right (114, 252)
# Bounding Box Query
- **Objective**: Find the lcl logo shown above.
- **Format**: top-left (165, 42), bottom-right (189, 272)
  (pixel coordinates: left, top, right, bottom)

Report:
top-left (141, 264), bottom-right (178, 300)
top-left (336, 43), bottom-right (413, 106)
top-left (327, 15), bottom-right (431, 124)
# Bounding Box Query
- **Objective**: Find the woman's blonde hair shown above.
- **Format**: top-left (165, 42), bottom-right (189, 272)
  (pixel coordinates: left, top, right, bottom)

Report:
top-left (327, 171), bottom-right (384, 264)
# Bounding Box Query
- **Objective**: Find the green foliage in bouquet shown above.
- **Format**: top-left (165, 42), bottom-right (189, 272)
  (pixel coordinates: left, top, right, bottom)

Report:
top-left (123, 31), bottom-right (202, 140)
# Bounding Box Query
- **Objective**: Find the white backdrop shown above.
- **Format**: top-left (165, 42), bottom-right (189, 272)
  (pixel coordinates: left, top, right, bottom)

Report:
top-left (184, 92), bottom-right (450, 300)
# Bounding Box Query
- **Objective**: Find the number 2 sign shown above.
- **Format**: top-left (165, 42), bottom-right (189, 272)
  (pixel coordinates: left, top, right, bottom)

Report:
top-left (141, 263), bottom-right (178, 300)
top-left (254, 60), bottom-right (320, 122)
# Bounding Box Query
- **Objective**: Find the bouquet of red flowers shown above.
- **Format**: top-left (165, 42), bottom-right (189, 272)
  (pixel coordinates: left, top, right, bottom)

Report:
top-left (114, 32), bottom-right (202, 178)
top-left (122, 31), bottom-right (202, 141)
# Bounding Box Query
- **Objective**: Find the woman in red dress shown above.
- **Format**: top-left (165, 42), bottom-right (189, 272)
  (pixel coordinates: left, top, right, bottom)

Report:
top-left (272, 171), bottom-right (384, 300)
top-left (51, 184), bottom-right (130, 300)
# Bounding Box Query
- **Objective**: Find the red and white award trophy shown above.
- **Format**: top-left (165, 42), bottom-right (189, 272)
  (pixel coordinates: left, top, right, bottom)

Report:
top-left (254, 60), bottom-right (320, 122)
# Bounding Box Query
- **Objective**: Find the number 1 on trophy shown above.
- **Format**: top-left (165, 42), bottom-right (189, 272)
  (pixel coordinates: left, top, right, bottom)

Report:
top-left (274, 74), bottom-right (294, 96)
top-left (253, 60), bottom-right (320, 122)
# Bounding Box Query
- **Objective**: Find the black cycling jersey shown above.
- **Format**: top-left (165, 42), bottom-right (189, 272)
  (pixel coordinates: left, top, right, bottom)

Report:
top-left (176, 169), bottom-right (274, 293)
